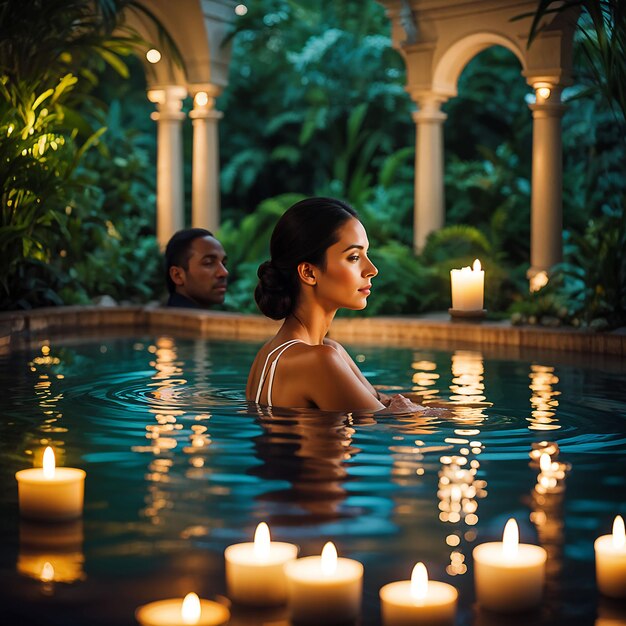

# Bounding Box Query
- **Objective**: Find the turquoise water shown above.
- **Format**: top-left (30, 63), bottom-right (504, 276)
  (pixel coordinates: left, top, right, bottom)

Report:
top-left (1, 334), bottom-right (625, 625)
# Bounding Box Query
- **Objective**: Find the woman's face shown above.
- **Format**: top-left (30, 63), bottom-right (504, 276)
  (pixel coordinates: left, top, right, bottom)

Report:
top-left (315, 218), bottom-right (378, 310)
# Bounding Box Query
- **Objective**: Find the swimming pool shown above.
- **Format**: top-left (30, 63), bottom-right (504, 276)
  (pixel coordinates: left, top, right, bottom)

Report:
top-left (1, 334), bottom-right (625, 625)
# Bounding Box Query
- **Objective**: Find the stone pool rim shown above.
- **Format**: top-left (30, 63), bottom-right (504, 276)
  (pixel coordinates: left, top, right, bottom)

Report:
top-left (1, 305), bottom-right (624, 356)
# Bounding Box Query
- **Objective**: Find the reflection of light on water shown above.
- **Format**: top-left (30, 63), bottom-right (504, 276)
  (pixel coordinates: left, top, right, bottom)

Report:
top-left (528, 443), bottom-right (570, 593)
top-left (411, 358), bottom-right (440, 399)
top-left (528, 364), bottom-right (561, 431)
top-left (449, 351), bottom-right (490, 425)
top-left (18, 520), bottom-right (85, 585)
top-left (440, 351), bottom-right (489, 575)
top-left (26, 344), bottom-right (67, 465)
top-left (137, 337), bottom-right (187, 525)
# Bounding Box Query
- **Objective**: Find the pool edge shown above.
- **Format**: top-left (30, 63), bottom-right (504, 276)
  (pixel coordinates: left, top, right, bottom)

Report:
top-left (0, 306), bottom-right (624, 356)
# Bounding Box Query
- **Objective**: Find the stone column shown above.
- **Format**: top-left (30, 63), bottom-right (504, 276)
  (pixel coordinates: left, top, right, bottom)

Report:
top-left (148, 85), bottom-right (187, 249)
top-left (189, 90), bottom-right (223, 233)
top-left (528, 85), bottom-right (566, 287)
top-left (412, 97), bottom-right (447, 252)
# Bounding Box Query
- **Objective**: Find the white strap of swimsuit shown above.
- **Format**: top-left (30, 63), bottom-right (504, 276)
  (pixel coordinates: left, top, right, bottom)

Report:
top-left (267, 340), bottom-right (303, 407)
top-left (255, 339), bottom-right (302, 404)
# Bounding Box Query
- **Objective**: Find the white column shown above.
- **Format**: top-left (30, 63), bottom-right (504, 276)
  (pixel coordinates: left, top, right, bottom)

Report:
top-left (189, 91), bottom-right (223, 233)
top-left (148, 85), bottom-right (187, 249)
top-left (412, 98), bottom-right (447, 252)
top-left (528, 84), bottom-right (565, 286)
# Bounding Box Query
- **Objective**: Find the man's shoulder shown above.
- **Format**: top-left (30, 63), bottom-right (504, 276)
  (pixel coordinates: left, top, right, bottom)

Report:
top-left (166, 293), bottom-right (203, 309)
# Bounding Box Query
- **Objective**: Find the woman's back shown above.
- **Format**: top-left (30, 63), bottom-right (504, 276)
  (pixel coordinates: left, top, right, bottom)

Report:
top-left (247, 338), bottom-right (382, 411)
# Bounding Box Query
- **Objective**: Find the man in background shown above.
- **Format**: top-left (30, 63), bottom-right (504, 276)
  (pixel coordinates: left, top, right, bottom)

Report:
top-left (165, 228), bottom-right (228, 308)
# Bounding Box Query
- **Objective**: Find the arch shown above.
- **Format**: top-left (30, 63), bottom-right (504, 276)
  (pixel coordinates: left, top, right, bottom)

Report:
top-left (433, 32), bottom-right (527, 98)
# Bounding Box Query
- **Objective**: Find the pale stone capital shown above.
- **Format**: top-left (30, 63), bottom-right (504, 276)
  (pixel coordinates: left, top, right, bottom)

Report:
top-left (412, 106), bottom-right (447, 124)
top-left (148, 85), bottom-right (187, 122)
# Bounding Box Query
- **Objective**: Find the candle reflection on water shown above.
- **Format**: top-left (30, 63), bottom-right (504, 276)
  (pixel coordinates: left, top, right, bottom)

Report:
top-left (17, 519), bottom-right (85, 585)
top-left (449, 351), bottom-right (490, 426)
top-left (528, 364), bottom-right (561, 431)
top-left (411, 358), bottom-right (441, 401)
top-left (439, 350), bottom-right (489, 576)
top-left (527, 443), bottom-right (570, 606)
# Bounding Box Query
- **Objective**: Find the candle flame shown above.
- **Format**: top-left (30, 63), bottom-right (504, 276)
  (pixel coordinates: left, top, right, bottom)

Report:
top-left (40, 561), bottom-right (54, 582)
top-left (473, 259), bottom-right (481, 272)
top-left (254, 522), bottom-right (271, 561)
top-left (321, 541), bottom-right (337, 576)
top-left (502, 518), bottom-right (519, 559)
top-left (613, 515), bottom-right (625, 550)
top-left (539, 452), bottom-right (551, 472)
top-left (181, 592), bottom-right (201, 625)
top-left (43, 446), bottom-right (55, 479)
top-left (410, 562), bottom-right (428, 603)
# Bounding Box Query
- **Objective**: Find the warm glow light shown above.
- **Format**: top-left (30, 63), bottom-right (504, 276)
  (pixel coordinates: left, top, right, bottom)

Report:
top-left (43, 446), bottom-right (56, 479)
top-left (539, 452), bottom-right (551, 473)
top-left (410, 562), bottom-right (428, 603)
top-left (146, 48), bottom-right (162, 64)
top-left (181, 592), bottom-right (201, 625)
top-left (530, 270), bottom-right (549, 292)
top-left (194, 92), bottom-right (209, 107)
top-left (41, 561), bottom-right (54, 582)
top-left (502, 518), bottom-right (519, 559)
top-left (537, 86), bottom-right (551, 100)
top-left (321, 541), bottom-right (337, 576)
top-left (235, 4), bottom-right (248, 15)
top-left (613, 515), bottom-right (626, 550)
top-left (254, 522), bottom-right (271, 560)
top-left (473, 258), bottom-right (481, 272)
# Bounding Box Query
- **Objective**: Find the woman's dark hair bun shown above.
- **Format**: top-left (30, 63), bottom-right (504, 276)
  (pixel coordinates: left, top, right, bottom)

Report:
top-left (255, 197), bottom-right (358, 320)
top-left (255, 260), bottom-right (295, 320)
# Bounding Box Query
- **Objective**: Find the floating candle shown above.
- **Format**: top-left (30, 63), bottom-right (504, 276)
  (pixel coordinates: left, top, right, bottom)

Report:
top-left (225, 521), bottom-right (298, 606)
top-left (450, 259), bottom-right (484, 312)
top-left (15, 447), bottom-right (86, 521)
top-left (136, 592), bottom-right (230, 626)
top-left (380, 562), bottom-right (457, 625)
top-left (284, 541), bottom-right (363, 625)
top-left (473, 518), bottom-right (547, 612)
top-left (595, 515), bottom-right (626, 599)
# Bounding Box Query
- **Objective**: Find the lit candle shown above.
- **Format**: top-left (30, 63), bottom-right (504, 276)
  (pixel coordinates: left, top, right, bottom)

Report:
top-left (225, 521), bottom-right (298, 605)
top-left (380, 562), bottom-right (457, 625)
top-left (473, 518), bottom-right (547, 612)
top-left (15, 447), bottom-right (86, 521)
top-left (284, 541), bottom-right (363, 624)
top-left (136, 592), bottom-right (230, 626)
top-left (450, 259), bottom-right (485, 312)
top-left (595, 515), bottom-right (626, 599)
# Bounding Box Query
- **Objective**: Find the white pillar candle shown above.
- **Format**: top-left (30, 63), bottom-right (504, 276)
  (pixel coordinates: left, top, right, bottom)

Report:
top-left (136, 592), bottom-right (230, 626)
top-left (450, 259), bottom-right (485, 311)
top-left (225, 522), bottom-right (298, 606)
top-left (15, 447), bottom-right (86, 521)
top-left (595, 515), bottom-right (626, 599)
top-left (380, 562), bottom-right (457, 625)
top-left (284, 542), bottom-right (363, 625)
top-left (473, 518), bottom-right (547, 612)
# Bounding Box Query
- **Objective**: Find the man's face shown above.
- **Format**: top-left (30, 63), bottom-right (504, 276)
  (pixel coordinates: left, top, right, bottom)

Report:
top-left (171, 236), bottom-right (228, 306)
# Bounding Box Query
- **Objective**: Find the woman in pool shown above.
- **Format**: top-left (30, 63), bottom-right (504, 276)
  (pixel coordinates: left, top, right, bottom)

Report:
top-left (246, 197), bottom-right (421, 413)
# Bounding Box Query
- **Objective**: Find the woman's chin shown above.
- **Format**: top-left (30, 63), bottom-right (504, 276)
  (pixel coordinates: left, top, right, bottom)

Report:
top-left (339, 296), bottom-right (369, 311)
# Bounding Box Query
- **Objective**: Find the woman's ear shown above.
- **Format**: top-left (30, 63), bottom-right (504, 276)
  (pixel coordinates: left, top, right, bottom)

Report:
top-left (297, 262), bottom-right (317, 286)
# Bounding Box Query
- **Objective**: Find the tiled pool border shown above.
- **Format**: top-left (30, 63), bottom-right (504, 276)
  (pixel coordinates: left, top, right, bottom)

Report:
top-left (0, 306), bottom-right (624, 356)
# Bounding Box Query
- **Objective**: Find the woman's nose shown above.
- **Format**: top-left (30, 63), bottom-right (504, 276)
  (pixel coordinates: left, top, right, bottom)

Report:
top-left (364, 258), bottom-right (378, 278)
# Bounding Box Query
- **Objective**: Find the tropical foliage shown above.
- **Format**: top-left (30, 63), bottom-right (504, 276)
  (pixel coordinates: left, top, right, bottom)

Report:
top-left (0, 0), bottom-right (623, 328)
top-left (0, 0), bottom-right (163, 309)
